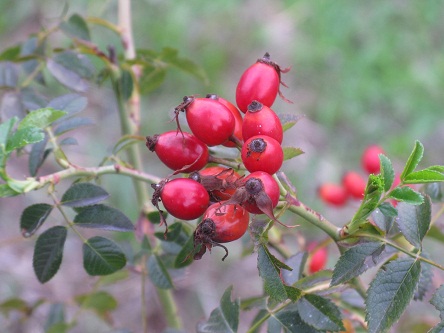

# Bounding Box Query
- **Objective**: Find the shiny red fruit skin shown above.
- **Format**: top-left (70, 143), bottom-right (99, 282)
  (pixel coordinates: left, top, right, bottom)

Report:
top-left (160, 178), bottom-right (209, 220)
top-left (185, 98), bottom-right (235, 146)
top-left (202, 203), bottom-right (250, 243)
top-left (342, 171), bottom-right (367, 199)
top-left (361, 145), bottom-right (385, 174)
top-left (318, 183), bottom-right (349, 207)
top-left (243, 171), bottom-right (280, 214)
top-left (242, 101), bottom-right (283, 143)
top-left (236, 62), bottom-right (280, 113)
top-left (307, 243), bottom-right (328, 274)
top-left (199, 166), bottom-right (241, 200)
top-left (147, 131), bottom-right (209, 173)
top-left (215, 96), bottom-right (244, 148)
top-left (241, 135), bottom-right (283, 175)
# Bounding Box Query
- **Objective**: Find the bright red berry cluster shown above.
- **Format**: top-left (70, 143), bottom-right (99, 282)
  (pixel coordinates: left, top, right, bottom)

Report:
top-left (318, 145), bottom-right (385, 207)
top-left (146, 53), bottom-right (292, 260)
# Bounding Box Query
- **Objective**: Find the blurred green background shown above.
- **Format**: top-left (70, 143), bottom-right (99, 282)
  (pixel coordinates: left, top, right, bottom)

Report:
top-left (0, 1), bottom-right (443, 332)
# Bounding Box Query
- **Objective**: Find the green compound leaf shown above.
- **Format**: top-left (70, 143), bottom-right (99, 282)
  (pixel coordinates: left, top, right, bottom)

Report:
top-left (257, 245), bottom-right (301, 303)
top-left (73, 204), bottom-right (134, 232)
top-left (20, 203), bottom-right (53, 237)
top-left (47, 93), bottom-right (88, 118)
top-left (331, 242), bottom-right (385, 286)
top-left (365, 257), bottom-right (421, 333)
top-left (379, 154), bottom-right (395, 192)
top-left (0, 117), bottom-right (17, 147)
top-left (400, 140), bottom-right (424, 181)
top-left (404, 168), bottom-right (444, 184)
top-left (60, 13), bottom-right (91, 41)
top-left (61, 183), bottom-right (109, 207)
top-left (270, 304), bottom-right (320, 333)
top-left (372, 208), bottom-right (396, 234)
top-left (415, 258), bottom-right (433, 301)
top-left (148, 254), bottom-right (173, 289)
top-left (344, 174), bottom-right (384, 236)
top-left (296, 294), bottom-right (344, 332)
top-left (29, 134), bottom-right (50, 176)
top-left (396, 196), bottom-right (432, 249)
top-left (83, 236), bottom-right (127, 276)
top-left (389, 186), bottom-right (424, 205)
top-left (18, 108), bottom-right (66, 130)
top-left (431, 284), bottom-right (444, 321)
top-left (33, 226), bottom-right (68, 283)
top-left (196, 286), bottom-right (239, 333)
top-left (6, 127), bottom-right (44, 152)
top-left (283, 147), bottom-right (304, 161)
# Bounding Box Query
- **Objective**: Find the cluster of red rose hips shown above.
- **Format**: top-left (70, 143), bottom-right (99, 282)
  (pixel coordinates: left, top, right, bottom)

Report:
top-left (318, 144), bottom-right (385, 207)
top-left (146, 53), bottom-right (292, 260)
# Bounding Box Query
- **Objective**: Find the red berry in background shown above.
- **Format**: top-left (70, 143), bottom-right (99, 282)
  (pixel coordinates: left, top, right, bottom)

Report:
top-left (241, 135), bottom-right (283, 175)
top-left (361, 144), bottom-right (385, 174)
top-left (146, 131), bottom-right (209, 173)
top-left (307, 242), bottom-right (328, 274)
top-left (242, 101), bottom-right (283, 144)
top-left (318, 183), bottom-right (349, 207)
top-left (342, 171), bottom-right (367, 200)
top-left (193, 203), bottom-right (250, 261)
top-left (174, 96), bottom-right (235, 146)
top-left (189, 166), bottom-right (241, 201)
top-left (236, 53), bottom-right (291, 113)
top-left (206, 94), bottom-right (243, 148)
top-left (151, 178), bottom-right (210, 231)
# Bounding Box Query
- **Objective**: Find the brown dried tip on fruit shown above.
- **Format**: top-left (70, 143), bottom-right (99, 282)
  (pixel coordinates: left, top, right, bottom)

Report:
top-left (189, 168), bottom-right (241, 201)
top-left (257, 52), bottom-right (293, 104)
top-left (172, 95), bottom-right (195, 135)
top-left (192, 218), bottom-right (229, 261)
top-left (150, 180), bottom-right (169, 236)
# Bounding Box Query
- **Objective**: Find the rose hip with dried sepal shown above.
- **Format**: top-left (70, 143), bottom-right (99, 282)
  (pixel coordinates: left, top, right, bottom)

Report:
top-left (173, 96), bottom-right (235, 146)
top-left (241, 135), bottom-right (283, 175)
top-left (236, 52), bottom-right (292, 113)
top-left (193, 202), bottom-right (249, 261)
top-left (146, 131), bottom-right (209, 173)
top-left (189, 166), bottom-right (242, 201)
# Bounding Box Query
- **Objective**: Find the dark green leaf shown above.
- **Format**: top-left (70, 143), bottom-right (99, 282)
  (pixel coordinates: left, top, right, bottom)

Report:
top-left (258, 245), bottom-right (291, 302)
top-left (120, 69), bottom-right (133, 100)
top-left (271, 304), bottom-right (319, 333)
top-left (331, 242), bottom-right (384, 286)
top-left (378, 202), bottom-right (398, 217)
top-left (400, 140), bottom-right (424, 181)
top-left (18, 108), bottom-right (66, 130)
top-left (0, 117), bottom-right (17, 147)
top-left (281, 252), bottom-right (308, 286)
top-left (173, 233), bottom-right (195, 268)
top-left (279, 113), bottom-right (305, 132)
top-left (61, 183), bottom-right (109, 207)
top-left (139, 65), bottom-right (167, 94)
top-left (47, 58), bottom-right (88, 92)
top-left (345, 174), bottom-right (384, 235)
top-left (415, 257), bottom-right (433, 301)
top-left (148, 255), bottom-right (173, 289)
top-left (196, 286), bottom-right (239, 333)
top-left (29, 134), bottom-right (49, 176)
top-left (74, 204), bottom-right (134, 232)
top-left (0, 184), bottom-right (20, 197)
top-left (20, 203), bottom-right (53, 237)
top-left (83, 236), bottom-right (127, 275)
top-left (365, 257), bottom-right (421, 333)
top-left (404, 169), bottom-right (444, 184)
top-left (155, 222), bottom-right (183, 242)
top-left (396, 196), bottom-right (432, 249)
top-left (296, 294), bottom-right (344, 331)
top-left (0, 62), bottom-right (18, 87)
top-left (6, 127), bottom-right (44, 152)
top-left (53, 117), bottom-right (94, 136)
top-left (389, 187), bottom-right (424, 205)
top-left (33, 226), bottom-right (67, 283)
top-left (267, 315), bottom-right (282, 333)
top-left (48, 93), bottom-right (88, 118)
top-left (60, 14), bottom-right (91, 41)
top-left (75, 291), bottom-right (117, 316)
top-left (424, 183), bottom-right (444, 202)
top-left (283, 147), bottom-right (304, 161)
top-left (372, 208), bottom-right (395, 234)
top-left (380, 154), bottom-right (395, 192)
top-left (431, 285), bottom-right (444, 321)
